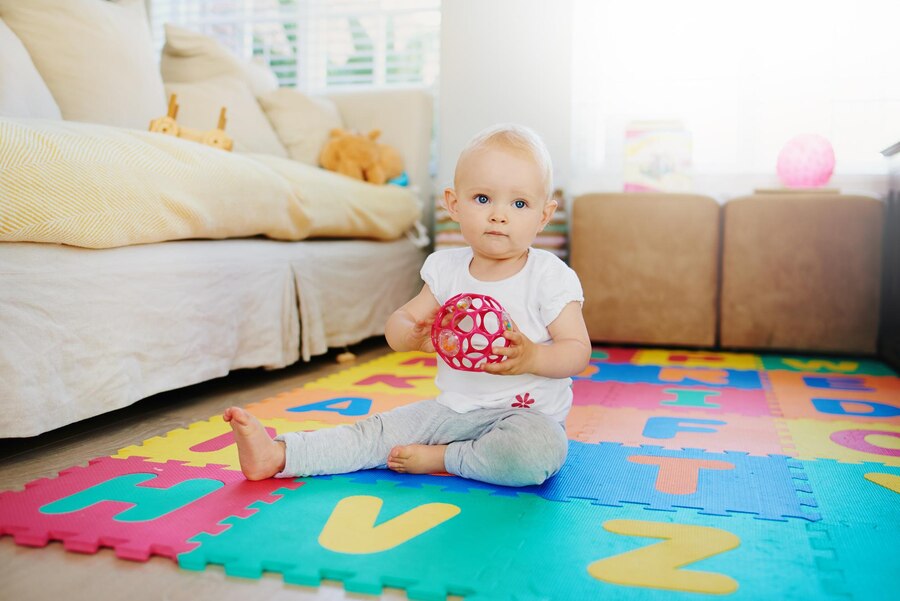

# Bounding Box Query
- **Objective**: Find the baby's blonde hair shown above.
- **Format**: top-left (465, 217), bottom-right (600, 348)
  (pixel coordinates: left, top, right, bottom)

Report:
top-left (455, 123), bottom-right (554, 200)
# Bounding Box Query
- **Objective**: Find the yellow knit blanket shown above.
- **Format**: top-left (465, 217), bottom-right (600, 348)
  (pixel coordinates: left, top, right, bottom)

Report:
top-left (0, 118), bottom-right (420, 249)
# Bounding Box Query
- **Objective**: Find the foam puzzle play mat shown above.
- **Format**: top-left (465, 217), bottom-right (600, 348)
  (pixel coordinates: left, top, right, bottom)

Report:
top-left (2, 347), bottom-right (899, 600)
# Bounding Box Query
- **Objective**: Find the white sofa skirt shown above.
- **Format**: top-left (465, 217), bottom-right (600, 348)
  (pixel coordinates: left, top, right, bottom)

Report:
top-left (0, 238), bottom-right (425, 437)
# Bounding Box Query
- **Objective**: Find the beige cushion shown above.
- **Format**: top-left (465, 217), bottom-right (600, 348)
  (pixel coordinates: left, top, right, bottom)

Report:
top-left (0, 118), bottom-right (309, 249)
top-left (0, 19), bottom-right (61, 119)
top-left (720, 194), bottom-right (883, 354)
top-left (0, 0), bottom-right (165, 129)
top-left (570, 193), bottom-right (720, 347)
top-left (258, 88), bottom-right (343, 165)
top-left (160, 24), bottom-right (287, 157)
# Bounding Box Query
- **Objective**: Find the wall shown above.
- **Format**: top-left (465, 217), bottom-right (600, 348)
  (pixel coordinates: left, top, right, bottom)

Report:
top-left (436, 1), bottom-right (888, 213)
top-left (437, 0), bottom-right (573, 201)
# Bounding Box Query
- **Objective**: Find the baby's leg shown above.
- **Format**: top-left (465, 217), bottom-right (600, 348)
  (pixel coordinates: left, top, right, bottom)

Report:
top-left (387, 443), bottom-right (448, 474)
top-left (443, 412), bottom-right (568, 487)
top-left (223, 407), bottom-right (286, 480)
top-left (277, 399), bottom-right (450, 477)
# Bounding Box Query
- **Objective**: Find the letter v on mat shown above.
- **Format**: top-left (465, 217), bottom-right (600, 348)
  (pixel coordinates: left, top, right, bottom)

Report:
top-left (318, 495), bottom-right (461, 554)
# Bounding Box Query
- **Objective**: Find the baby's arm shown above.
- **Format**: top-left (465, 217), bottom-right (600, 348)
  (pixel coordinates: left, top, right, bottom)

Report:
top-left (482, 301), bottom-right (591, 378)
top-left (385, 284), bottom-right (441, 353)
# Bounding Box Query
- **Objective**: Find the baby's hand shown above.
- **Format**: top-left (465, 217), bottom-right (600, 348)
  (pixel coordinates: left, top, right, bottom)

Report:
top-left (481, 322), bottom-right (537, 376)
top-left (409, 306), bottom-right (439, 353)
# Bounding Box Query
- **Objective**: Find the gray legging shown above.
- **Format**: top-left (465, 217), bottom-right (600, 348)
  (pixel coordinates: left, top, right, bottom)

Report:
top-left (275, 399), bottom-right (568, 487)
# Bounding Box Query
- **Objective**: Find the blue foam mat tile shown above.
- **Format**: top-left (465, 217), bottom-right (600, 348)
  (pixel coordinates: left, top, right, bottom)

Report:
top-left (581, 363), bottom-right (764, 389)
top-left (539, 441), bottom-right (822, 522)
top-left (338, 468), bottom-right (541, 497)
top-left (327, 443), bottom-right (823, 522)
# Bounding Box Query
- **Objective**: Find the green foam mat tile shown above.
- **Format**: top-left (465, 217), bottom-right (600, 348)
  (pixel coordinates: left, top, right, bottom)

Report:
top-left (178, 476), bottom-right (529, 600)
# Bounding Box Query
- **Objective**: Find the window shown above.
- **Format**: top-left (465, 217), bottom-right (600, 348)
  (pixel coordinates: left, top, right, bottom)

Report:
top-left (571, 0), bottom-right (900, 188)
top-left (149, 0), bottom-right (441, 93)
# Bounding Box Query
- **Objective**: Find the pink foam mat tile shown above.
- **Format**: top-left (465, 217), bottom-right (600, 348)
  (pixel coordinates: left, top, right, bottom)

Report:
top-left (766, 371), bottom-right (900, 424)
top-left (0, 456), bottom-right (300, 561)
top-left (573, 379), bottom-right (773, 416)
top-left (568, 406), bottom-right (786, 455)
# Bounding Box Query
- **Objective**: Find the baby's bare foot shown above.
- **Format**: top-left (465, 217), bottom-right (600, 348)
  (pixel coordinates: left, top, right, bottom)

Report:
top-left (223, 406), bottom-right (286, 480)
top-left (387, 444), bottom-right (447, 474)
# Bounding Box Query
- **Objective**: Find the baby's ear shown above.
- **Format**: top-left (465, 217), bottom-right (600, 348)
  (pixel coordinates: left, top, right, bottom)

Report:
top-left (444, 188), bottom-right (461, 221)
top-left (540, 198), bottom-right (558, 227)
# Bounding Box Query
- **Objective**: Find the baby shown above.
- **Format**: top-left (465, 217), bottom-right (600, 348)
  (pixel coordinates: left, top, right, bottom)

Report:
top-left (225, 123), bottom-right (591, 486)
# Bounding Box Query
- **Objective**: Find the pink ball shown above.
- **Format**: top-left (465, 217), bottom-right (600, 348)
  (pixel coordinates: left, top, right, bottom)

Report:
top-left (776, 134), bottom-right (835, 188)
top-left (431, 293), bottom-right (511, 371)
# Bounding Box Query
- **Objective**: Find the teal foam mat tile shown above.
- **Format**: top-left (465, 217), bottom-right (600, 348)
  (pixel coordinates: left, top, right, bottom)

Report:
top-left (178, 476), bottom-right (529, 600)
top-left (511, 502), bottom-right (846, 601)
top-left (807, 521), bottom-right (900, 600)
top-left (799, 459), bottom-right (900, 526)
top-left (761, 355), bottom-right (897, 376)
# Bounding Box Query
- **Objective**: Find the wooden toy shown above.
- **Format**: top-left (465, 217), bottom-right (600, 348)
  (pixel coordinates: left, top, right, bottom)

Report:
top-left (149, 94), bottom-right (233, 151)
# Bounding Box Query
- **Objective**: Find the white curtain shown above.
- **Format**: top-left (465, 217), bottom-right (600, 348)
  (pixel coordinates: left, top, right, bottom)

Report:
top-left (571, 0), bottom-right (899, 197)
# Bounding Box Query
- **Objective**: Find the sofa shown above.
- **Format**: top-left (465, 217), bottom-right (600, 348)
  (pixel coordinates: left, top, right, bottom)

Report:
top-left (0, 0), bottom-right (433, 437)
top-left (570, 191), bottom-right (885, 356)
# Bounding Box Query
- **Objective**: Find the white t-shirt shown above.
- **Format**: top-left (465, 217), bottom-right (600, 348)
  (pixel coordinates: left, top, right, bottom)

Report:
top-left (421, 247), bottom-right (584, 422)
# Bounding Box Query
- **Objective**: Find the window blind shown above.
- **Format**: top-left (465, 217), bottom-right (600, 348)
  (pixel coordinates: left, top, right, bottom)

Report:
top-left (148, 0), bottom-right (441, 93)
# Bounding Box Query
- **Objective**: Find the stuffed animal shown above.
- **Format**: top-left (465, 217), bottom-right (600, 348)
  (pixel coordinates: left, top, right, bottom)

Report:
top-left (319, 128), bottom-right (404, 185)
top-left (149, 94), bottom-right (233, 151)
top-left (377, 141), bottom-right (405, 183)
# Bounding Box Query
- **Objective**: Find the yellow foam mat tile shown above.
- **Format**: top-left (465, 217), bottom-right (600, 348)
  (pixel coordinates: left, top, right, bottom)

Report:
top-left (114, 416), bottom-right (333, 469)
top-left (632, 349), bottom-right (762, 371)
top-left (359, 351), bottom-right (439, 376)
top-left (308, 360), bottom-right (440, 398)
top-left (777, 418), bottom-right (900, 465)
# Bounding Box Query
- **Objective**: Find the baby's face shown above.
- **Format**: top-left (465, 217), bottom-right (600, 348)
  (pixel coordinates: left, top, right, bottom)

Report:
top-left (450, 145), bottom-right (555, 261)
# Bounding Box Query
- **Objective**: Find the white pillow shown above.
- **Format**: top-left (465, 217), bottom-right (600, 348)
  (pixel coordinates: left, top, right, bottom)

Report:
top-left (0, 0), bottom-right (166, 129)
top-left (242, 58), bottom-right (280, 96)
top-left (161, 24), bottom-right (287, 157)
top-left (161, 24), bottom-right (280, 96)
top-left (0, 19), bottom-right (61, 119)
top-left (257, 88), bottom-right (343, 165)
top-left (160, 23), bottom-right (246, 83)
top-left (165, 76), bottom-right (288, 157)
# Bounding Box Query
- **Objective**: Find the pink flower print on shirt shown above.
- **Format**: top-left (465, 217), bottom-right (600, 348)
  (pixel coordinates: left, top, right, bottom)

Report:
top-left (512, 393), bottom-right (535, 409)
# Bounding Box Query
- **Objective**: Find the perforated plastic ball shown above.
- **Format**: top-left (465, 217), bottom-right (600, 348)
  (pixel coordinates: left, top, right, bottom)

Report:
top-left (776, 134), bottom-right (835, 188)
top-left (431, 292), bottom-right (512, 371)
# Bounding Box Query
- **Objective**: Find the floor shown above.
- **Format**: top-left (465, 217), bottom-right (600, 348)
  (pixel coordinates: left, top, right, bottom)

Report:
top-left (1, 340), bottom-right (898, 600)
top-left (0, 338), bottom-right (407, 601)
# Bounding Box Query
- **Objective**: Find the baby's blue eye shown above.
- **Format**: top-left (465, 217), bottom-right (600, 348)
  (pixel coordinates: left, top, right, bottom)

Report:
top-left (514, 199), bottom-right (527, 209)
top-left (475, 194), bottom-right (489, 204)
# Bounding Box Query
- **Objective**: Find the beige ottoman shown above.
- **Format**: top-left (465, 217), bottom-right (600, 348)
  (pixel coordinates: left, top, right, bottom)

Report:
top-left (570, 193), bottom-right (720, 347)
top-left (720, 194), bottom-right (883, 354)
